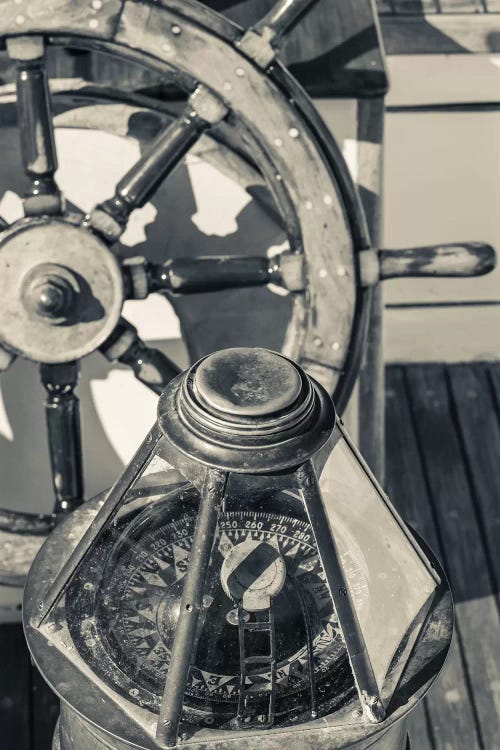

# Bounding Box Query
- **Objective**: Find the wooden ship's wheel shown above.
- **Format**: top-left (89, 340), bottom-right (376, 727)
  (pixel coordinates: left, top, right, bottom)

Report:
top-left (0, 0), bottom-right (495, 587)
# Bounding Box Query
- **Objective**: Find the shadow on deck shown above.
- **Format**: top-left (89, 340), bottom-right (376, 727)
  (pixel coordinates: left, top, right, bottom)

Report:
top-left (1, 361), bottom-right (499, 748)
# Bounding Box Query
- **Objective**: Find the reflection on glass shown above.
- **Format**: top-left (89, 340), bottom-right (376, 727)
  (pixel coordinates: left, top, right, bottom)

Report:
top-left (320, 426), bottom-right (438, 696)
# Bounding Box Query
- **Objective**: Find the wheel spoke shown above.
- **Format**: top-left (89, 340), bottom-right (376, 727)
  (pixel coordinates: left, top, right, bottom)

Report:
top-left (255, 0), bottom-right (319, 39)
top-left (123, 251), bottom-right (306, 299)
top-left (100, 318), bottom-right (180, 395)
top-left (0, 507), bottom-right (55, 536)
top-left (239, 0), bottom-right (319, 67)
top-left (7, 36), bottom-right (63, 217)
top-left (40, 362), bottom-right (84, 516)
top-left (89, 86), bottom-right (228, 244)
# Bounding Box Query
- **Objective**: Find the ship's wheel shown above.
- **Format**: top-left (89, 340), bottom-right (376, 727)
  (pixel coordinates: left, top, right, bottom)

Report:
top-left (0, 0), bottom-right (495, 586)
top-left (0, 0), bottom-right (371, 585)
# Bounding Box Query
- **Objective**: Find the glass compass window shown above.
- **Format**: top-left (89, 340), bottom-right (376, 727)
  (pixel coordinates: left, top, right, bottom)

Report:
top-left (51, 436), bottom-right (438, 731)
top-left (61, 458), bottom-right (358, 729)
top-left (319, 426), bottom-right (439, 699)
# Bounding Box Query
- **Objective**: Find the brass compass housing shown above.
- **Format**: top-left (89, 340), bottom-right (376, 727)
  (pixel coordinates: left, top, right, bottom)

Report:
top-left (24, 347), bottom-right (452, 750)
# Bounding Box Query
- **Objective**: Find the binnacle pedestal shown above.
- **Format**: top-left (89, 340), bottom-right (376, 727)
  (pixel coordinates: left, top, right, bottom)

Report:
top-left (24, 347), bottom-right (452, 750)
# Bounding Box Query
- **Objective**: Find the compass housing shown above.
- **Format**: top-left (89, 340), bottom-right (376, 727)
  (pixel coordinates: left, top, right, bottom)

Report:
top-left (24, 347), bottom-right (452, 750)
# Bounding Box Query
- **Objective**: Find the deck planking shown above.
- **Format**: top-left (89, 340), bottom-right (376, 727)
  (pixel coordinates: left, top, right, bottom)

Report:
top-left (387, 362), bottom-right (500, 749)
top-left (385, 366), bottom-right (482, 750)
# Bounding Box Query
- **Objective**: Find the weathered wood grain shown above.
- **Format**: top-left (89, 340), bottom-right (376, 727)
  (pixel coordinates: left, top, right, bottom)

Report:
top-left (487, 362), bottom-right (500, 407)
top-left (404, 364), bottom-right (500, 749)
top-left (447, 363), bottom-right (500, 605)
top-left (0, 0), bottom-right (124, 38)
top-left (385, 366), bottom-right (482, 750)
top-left (379, 243), bottom-right (496, 280)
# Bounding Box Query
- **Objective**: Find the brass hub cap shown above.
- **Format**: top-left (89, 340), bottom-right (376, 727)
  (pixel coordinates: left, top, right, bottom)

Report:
top-left (0, 216), bottom-right (123, 363)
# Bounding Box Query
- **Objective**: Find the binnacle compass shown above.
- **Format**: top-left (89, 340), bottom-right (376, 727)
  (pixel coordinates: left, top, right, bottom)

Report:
top-left (66, 483), bottom-right (369, 727)
top-left (24, 347), bottom-right (453, 750)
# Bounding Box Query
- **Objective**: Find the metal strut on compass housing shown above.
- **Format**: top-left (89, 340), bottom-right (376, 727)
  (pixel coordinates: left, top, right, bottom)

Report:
top-left (25, 346), bottom-right (452, 750)
top-left (0, 0), bottom-right (495, 590)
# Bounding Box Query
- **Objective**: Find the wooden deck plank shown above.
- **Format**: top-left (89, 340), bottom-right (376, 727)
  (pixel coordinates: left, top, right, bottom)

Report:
top-left (385, 366), bottom-right (481, 750)
top-left (487, 362), bottom-right (500, 415)
top-left (0, 623), bottom-right (31, 750)
top-left (404, 364), bottom-right (500, 749)
top-left (447, 363), bottom-right (500, 605)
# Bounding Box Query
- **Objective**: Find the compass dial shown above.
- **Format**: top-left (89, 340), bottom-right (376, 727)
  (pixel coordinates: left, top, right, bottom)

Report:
top-left (66, 483), bottom-right (369, 726)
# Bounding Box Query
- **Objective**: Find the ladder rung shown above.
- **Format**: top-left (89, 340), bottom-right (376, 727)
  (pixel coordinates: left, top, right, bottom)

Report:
top-left (243, 621), bottom-right (271, 631)
top-left (244, 655), bottom-right (272, 665)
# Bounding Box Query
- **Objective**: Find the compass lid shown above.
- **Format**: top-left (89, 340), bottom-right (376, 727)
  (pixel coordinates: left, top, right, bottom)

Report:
top-left (158, 347), bottom-right (337, 473)
top-left (194, 348), bottom-right (303, 418)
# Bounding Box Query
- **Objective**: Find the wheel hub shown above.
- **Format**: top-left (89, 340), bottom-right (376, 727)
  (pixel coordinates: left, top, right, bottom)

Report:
top-left (0, 216), bottom-right (124, 363)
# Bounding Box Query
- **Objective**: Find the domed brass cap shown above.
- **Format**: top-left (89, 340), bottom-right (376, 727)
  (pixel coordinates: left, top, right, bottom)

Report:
top-left (158, 347), bottom-right (337, 473)
top-left (193, 347), bottom-right (303, 418)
